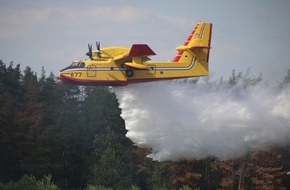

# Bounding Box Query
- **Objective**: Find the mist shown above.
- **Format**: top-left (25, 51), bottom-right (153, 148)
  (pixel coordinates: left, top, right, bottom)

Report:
top-left (114, 72), bottom-right (290, 161)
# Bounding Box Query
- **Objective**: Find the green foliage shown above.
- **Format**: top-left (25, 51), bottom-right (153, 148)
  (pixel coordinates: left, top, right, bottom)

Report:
top-left (85, 184), bottom-right (184, 190)
top-left (85, 184), bottom-right (113, 190)
top-left (130, 185), bottom-right (141, 190)
top-left (225, 68), bottom-right (262, 88)
top-left (0, 61), bottom-right (290, 190)
top-left (89, 129), bottom-right (133, 189)
top-left (179, 186), bottom-right (193, 190)
top-left (152, 187), bottom-right (168, 190)
top-left (0, 175), bottom-right (59, 190)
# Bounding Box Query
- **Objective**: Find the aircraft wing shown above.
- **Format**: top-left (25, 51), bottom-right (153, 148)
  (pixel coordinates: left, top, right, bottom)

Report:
top-left (114, 44), bottom-right (156, 69)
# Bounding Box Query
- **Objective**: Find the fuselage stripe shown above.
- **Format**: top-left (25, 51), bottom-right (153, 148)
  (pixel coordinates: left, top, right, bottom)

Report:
top-left (64, 58), bottom-right (196, 73)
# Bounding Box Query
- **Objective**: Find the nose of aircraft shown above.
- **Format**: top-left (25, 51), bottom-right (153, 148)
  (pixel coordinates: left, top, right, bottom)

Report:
top-left (59, 70), bottom-right (65, 82)
top-left (59, 66), bottom-right (70, 83)
top-left (59, 70), bottom-right (71, 84)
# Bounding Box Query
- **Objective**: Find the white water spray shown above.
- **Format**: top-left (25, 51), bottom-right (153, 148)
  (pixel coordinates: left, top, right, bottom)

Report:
top-left (114, 77), bottom-right (290, 161)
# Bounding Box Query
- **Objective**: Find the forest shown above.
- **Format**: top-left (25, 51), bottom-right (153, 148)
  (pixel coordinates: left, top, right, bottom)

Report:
top-left (0, 59), bottom-right (290, 190)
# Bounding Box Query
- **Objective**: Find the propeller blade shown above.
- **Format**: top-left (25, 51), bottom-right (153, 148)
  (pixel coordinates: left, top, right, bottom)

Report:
top-left (96, 41), bottom-right (101, 59)
top-left (96, 41), bottom-right (100, 51)
top-left (86, 43), bottom-right (93, 59)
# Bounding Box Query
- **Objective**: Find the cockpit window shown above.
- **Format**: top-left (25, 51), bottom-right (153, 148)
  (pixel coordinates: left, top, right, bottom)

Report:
top-left (71, 61), bottom-right (85, 67)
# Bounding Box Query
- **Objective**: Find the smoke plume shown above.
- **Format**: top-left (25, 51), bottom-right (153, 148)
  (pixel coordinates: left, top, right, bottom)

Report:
top-left (114, 75), bottom-right (290, 161)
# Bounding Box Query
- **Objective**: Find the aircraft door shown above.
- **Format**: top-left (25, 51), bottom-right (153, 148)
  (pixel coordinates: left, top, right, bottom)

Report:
top-left (87, 66), bottom-right (96, 77)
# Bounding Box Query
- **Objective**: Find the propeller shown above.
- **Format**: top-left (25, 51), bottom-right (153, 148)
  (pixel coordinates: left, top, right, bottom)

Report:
top-left (96, 41), bottom-right (101, 59)
top-left (86, 44), bottom-right (93, 60)
top-left (85, 41), bottom-right (101, 60)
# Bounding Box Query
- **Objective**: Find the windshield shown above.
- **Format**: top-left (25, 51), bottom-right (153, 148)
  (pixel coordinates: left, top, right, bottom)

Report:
top-left (71, 61), bottom-right (85, 67)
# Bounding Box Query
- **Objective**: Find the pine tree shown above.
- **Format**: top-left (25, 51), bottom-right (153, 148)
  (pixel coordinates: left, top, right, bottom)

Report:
top-left (250, 148), bottom-right (286, 190)
top-left (0, 61), bottom-right (23, 181)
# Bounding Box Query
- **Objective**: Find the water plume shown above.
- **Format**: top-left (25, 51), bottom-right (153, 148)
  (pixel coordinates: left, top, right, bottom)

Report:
top-left (114, 74), bottom-right (290, 161)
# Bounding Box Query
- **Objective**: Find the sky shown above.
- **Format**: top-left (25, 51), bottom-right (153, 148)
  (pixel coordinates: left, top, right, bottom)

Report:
top-left (0, 0), bottom-right (290, 81)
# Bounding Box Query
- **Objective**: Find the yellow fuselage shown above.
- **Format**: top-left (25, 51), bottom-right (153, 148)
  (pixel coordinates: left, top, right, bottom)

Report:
top-left (60, 22), bottom-right (212, 86)
top-left (60, 57), bottom-right (208, 86)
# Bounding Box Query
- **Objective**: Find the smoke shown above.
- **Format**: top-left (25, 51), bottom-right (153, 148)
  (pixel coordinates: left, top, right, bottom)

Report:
top-left (114, 76), bottom-right (290, 161)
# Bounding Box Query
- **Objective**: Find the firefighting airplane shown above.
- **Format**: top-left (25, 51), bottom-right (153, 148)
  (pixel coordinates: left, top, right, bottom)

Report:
top-left (60, 22), bottom-right (212, 86)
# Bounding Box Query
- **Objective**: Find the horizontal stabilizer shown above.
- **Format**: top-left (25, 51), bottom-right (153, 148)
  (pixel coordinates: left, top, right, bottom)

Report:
top-left (176, 45), bottom-right (210, 51)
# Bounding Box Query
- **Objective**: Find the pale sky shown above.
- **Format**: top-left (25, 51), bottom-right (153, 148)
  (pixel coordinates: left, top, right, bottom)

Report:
top-left (1, 0), bottom-right (289, 81)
